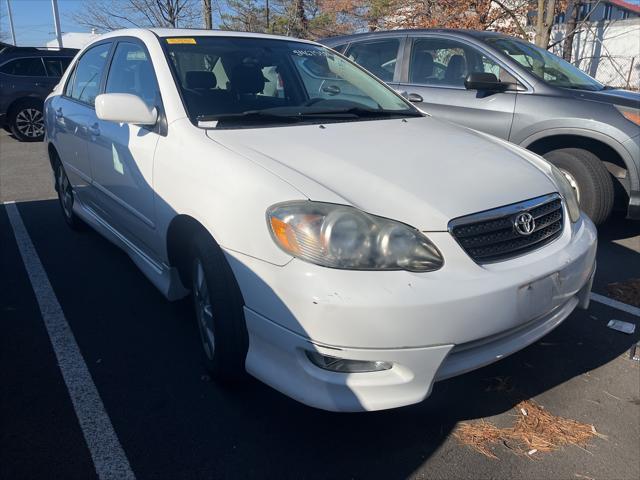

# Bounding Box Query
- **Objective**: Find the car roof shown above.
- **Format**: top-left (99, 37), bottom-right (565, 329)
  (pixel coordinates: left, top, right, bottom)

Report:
top-left (322, 28), bottom-right (512, 45)
top-left (95, 28), bottom-right (319, 46)
top-left (0, 46), bottom-right (78, 61)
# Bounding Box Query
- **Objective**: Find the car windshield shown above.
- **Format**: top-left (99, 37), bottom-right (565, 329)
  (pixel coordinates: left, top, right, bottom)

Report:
top-left (163, 36), bottom-right (420, 128)
top-left (485, 37), bottom-right (604, 91)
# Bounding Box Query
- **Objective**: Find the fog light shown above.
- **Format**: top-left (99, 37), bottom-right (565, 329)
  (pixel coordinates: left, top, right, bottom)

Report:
top-left (306, 351), bottom-right (392, 373)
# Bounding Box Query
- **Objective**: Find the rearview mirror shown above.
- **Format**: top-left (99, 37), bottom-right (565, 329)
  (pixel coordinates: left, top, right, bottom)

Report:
top-left (464, 73), bottom-right (507, 92)
top-left (95, 93), bottom-right (158, 126)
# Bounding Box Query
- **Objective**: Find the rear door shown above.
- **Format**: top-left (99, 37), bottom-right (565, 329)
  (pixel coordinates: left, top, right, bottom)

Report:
top-left (398, 35), bottom-right (518, 139)
top-left (52, 42), bottom-right (112, 201)
top-left (343, 36), bottom-right (405, 89)
top-left (0, 56), bottom-right (50, 99)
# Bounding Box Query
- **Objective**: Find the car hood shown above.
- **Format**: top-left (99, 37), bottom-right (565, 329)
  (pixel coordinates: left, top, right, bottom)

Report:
top-left (568, 87), bottom-right (640, 108)
top-left (206, 116), bottom-right (557, 231)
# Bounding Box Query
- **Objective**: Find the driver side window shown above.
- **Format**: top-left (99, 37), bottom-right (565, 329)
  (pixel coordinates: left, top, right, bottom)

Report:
top-left (409, 37), bottom-right (516, 87)
top-left (105, 42), bottom-right (160, 108)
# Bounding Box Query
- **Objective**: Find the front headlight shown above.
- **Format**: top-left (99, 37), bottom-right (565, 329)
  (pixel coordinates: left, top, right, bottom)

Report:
top-left (267, 201), bottom-right (443, 272)
top-left (550, 165), bottom-right (581, 223)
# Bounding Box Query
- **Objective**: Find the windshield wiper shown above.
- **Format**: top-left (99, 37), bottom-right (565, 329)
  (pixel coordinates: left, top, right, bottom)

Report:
top-left (297, 106), bottom-right (423, 118)
top-left (197, 106), bottom-right (422, 128)
top-left (197, 110), bottom-right (302, 127)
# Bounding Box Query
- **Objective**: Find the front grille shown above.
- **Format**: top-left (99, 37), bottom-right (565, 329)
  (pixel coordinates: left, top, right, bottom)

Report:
top-left (449, 193), bottom-right (564, 263)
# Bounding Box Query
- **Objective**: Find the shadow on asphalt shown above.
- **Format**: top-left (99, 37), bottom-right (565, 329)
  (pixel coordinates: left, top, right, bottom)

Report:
top-left (3, 199), bottom-right (639, 479)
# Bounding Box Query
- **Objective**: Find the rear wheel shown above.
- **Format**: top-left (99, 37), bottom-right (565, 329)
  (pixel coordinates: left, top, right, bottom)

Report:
top-left (54, 161), bottom-right (84, 230)
top-left (190, 232), bottom-right (248, 381)
top-left (543, 148), bottom-right (614, 225)
top-left (9, 99), bottom-right (45, 142)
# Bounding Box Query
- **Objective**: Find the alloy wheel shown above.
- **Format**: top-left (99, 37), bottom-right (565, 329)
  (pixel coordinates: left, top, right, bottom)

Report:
top-left (15, 108), bottom-right (44, 139)
top-left (193, 259), bottom-right (215, 360)
top-left (56, 165), bottom-right (74, 219)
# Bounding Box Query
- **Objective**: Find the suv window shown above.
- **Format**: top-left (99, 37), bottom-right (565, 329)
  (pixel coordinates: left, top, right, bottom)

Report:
top-left (345, 39), bottom-right (400, 82)
top-left (67, 42), bottom-right (111, 106)
top-left (105, 42), bottom-right (159, 107)
top-left (43, 57), bottom-right (72, 77)
top-left (0, 57), bottom-right (46, 76)
top-left (409, 37), bottom-right (515, 87)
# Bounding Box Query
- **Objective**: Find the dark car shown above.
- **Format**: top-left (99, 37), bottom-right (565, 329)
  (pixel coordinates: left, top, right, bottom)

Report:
top-left (0, 46), bottom-right (77, 141)
top-left (322, 30), bottom-right (640, 224)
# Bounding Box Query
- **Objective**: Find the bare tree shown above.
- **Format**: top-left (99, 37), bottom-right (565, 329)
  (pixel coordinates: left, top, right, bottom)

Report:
top-left (202, 0), bottom-right (213, 28)
top-left (561, 0), bottom-right (579, 60)
top-left (72, 0), bottom-right (202, 32)
top-left (534, 0), bottom-right (557, 48)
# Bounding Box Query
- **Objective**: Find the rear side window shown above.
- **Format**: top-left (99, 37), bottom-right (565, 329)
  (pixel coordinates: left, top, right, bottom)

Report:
top-left (105, 42), bottom-right (160, 107)
top-left (43, 57), bottom-right (73, 77)
top-left (0, 57), bottom-right (46, 76)
top-left (66, 43), bottom-right (111, 106)
top-left (345, 39), bottom-right (400, 82)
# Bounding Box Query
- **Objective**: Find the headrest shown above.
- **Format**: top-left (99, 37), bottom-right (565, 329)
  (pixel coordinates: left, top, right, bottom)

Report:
top-left (185, 71), bottom-right (217, 90)
top-left (445, 55), bottom-right (467, 80)
top-left (231, 64), bottom-right (267, 95)
top-left (412, 51), bottom-right (434, 81)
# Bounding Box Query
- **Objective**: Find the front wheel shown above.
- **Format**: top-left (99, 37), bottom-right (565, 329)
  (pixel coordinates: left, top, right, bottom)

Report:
top-left (543, 148), bottom-right (614, 225)
top-left (190, 232), bottom-right (248, 381)
top-left (10, 100), bottom-right (45, 142)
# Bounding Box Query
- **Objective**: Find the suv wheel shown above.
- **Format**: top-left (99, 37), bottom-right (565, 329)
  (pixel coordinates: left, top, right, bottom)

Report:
top-left (10, 99), bottom-right (45, 142)
top-left (190, 232), bottom-right (248, 381)
top-left (543, 148), bottom-right (614, 225)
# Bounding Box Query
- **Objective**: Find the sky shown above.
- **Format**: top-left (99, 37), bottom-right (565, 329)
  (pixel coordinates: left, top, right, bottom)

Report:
top-left (1, 0), bottom-right (88, 47)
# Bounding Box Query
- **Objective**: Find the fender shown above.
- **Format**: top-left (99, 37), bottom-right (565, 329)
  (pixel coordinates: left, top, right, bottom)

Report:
top-left (518, 126), bottom-right (639, 193)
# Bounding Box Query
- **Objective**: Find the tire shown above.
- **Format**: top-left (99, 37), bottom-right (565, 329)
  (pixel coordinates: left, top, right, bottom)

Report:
top-left (9, 99), bottom-right (45, 142)
top-left (190, 232), bottom-right (248, 382)
top-left (54, 161), bottom-right (85, 230)
top-left (543, 148), bottom-right (614, 225)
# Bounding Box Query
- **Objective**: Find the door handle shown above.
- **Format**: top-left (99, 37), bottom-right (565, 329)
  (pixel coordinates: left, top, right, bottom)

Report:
top-left (406, 92), bottom-right (423, 103)
top-left (87, 123), bottom-right (100, 136)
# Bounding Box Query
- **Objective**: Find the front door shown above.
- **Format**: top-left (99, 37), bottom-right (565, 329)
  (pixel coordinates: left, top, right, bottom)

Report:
top-left (399, 36), bottom-right (518, 140)
top-left (87, 40), bottom-right (162, 257)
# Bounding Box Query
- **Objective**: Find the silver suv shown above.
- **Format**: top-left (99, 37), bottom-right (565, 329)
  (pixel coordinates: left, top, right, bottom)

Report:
top-left (322, 29), bottom-right (640, 224)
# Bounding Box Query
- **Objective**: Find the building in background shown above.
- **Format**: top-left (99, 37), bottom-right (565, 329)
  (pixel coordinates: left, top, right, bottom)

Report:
top-left (45, 31), bottom-right (99, 50)
top-left (551, 1), bottom-right (640, 89)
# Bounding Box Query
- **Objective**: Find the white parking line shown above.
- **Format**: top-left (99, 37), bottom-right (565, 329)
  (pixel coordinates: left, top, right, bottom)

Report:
top-left (5, 202), bottom-right (136, 480)
top-left (591, 292), bottom-right (640, 317)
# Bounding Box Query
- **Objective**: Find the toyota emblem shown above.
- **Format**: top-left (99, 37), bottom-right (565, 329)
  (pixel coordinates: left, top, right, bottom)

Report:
top-left (514, 212), bottom-right (535, 236)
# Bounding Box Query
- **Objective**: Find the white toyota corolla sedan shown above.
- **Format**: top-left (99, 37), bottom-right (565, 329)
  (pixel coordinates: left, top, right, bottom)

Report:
top-left (45, 29), bottom-right (597, 412)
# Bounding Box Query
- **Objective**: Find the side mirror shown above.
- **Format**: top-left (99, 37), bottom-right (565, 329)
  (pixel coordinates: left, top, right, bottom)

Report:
top-left (95, 93), bottom-right (158, 126)
top-left (464, 72), bottom-right (506, 92)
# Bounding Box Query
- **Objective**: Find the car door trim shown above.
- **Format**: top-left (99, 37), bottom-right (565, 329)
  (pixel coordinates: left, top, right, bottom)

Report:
top-left (63, 159), bottom-right (92, 184)
top-left (91, 179), bottom-right (156, 229)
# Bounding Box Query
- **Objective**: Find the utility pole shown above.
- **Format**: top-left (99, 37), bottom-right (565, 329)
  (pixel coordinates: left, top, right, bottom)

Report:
top-left (51, 0), bottom-right (63, 48)
top-left (6, 0), bottom-right (17, 45)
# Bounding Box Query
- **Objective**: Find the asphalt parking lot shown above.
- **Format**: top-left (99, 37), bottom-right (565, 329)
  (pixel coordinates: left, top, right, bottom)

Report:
top-left (1, 130), bottom-right (639, 480)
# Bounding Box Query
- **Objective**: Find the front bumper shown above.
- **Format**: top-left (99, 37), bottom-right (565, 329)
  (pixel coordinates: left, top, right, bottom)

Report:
top-left (225, 213), bottom-right (597, 412)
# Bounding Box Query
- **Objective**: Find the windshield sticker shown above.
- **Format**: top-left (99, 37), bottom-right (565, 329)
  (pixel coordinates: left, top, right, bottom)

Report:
top-left (166, 38), bottom-right (196, 45)
top-left (292, 49), bottom-right (327, 57)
